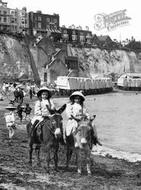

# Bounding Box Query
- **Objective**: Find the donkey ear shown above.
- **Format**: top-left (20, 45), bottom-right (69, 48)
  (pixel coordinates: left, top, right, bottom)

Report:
top-left (90, 115), bottom-right (96, 122)
top-left (57, 104), bottom-right (66, 114)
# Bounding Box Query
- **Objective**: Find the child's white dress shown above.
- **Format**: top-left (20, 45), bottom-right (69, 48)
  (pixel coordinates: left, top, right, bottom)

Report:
top-left (4, 111), bottom-right (16, 139)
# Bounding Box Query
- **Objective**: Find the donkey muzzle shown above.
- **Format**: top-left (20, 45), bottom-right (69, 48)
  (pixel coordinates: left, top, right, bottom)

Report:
top-left (54, 128), bottom-right (61, 137)
top-left (81, 137), bottom-right (87, 144)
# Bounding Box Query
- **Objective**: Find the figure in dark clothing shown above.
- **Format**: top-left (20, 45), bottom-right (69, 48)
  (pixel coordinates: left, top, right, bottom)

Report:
top-left (14, 89), bottom-right (19, 103)
top-left (17, 104), bottom-right (23, 122)
top-left (29, 88), bottom-right (33, 99)
top-left (14, 87), bottom-right (24, 104)
top-left (24, 103), bottom-right (32, 119)
top-left (18, 88), bottom-right (24, 104)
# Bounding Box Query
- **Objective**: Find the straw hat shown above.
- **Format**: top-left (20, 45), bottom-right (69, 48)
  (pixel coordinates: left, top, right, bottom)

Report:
top-left (37, 86), bottom-right (52, 98)
top-left (69, 91), bottom-right (85, 101)
top-left (5, 104), bottom-right (17, 110)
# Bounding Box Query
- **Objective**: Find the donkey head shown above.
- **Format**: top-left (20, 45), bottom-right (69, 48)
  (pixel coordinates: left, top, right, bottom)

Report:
top-left (74, 115), bottom-right (96, 149)
top-left (50, 113), bottom-right (63, 138)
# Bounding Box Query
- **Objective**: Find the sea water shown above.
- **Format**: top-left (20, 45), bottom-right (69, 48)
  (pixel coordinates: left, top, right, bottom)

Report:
top-left (85, 91), bottom-right (141, 162)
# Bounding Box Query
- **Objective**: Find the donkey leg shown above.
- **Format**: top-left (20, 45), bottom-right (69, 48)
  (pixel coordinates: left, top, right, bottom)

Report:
top-left (45, 150), bottom-right (50, 173)
top-left (54, 144), bottom-right (59, 171)
top-left (86, 162), bottom-right (91, 176)
top-left (76, 149), bottom-right (82, 175)
top-left (66, 145), bottom-right (73, 169)
top-left (86, 149), bottom-right (92, 175)
top-left (35, 144), bottom-right (41, 166)
top-left (29, 140), bottom-right (33, 165)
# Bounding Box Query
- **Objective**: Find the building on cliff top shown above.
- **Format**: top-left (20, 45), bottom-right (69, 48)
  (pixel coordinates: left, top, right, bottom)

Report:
top-left (0, 1), bottom-right (29, 34)
top-left (28, 11), bottom-right (60, 38)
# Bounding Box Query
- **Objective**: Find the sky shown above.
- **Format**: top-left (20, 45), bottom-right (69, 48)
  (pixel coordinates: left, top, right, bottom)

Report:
top-left (6, 0), bottom-right (141, 41)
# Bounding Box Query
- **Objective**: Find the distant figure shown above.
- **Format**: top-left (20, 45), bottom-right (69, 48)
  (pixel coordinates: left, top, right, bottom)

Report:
top-left (24, 103), bottom-right (32, 120)
top-left (18, 87), bottom-right (24, 104)
top-left (14, 86), bottom-right (24, 104)
top-left (4, 104), bottom-right (17, 141)
top-left (0, 93), bottom-right (4, 101)
top-left (29, 87), bottom-right (33, 99)
top-left (17, 104), bottom-right (23, 122)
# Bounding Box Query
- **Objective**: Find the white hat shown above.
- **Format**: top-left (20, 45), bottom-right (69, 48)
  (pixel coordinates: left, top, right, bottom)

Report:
top-left (37, 87), bottom-right (52, 98)
top-left (69, 91), bottom-right (85, 101)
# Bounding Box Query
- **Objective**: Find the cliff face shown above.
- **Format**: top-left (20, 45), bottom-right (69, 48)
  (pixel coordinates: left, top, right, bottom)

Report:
top-left (0, 35), bottom-right (32, 81)
top-left (68, 46), bottom-right (140, 78)
top-left (0, 34), bottom-right (141, 84)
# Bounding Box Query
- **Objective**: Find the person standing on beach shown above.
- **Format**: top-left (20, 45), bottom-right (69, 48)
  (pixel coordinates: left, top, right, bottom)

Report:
top-left (4, 104), bottom-right (17, 141)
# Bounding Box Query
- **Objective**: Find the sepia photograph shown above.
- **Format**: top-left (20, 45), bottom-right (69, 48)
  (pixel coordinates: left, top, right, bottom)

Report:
top-left (0, 0), bottom-right (141, 189)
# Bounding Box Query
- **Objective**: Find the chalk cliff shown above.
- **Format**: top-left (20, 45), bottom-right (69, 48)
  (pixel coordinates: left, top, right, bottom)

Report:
top-left (68, 46), bottom-right (139, 78)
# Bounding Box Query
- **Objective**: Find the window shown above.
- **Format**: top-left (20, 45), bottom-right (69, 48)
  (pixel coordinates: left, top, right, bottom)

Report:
top-left (11, 18), bottom-right (15, 23)
top-left (3, 17), bottom-right (7, 22)
top-left (53, 18), bottom-right (57, 23)
top-left (38, 16), bottom-right (41, 21)
top-left (3, 11), bottom-right (7, 15)
top-left (38, 22), bottom-right (41, 29)
top-left (72, 30), bottom-right (76, 35)
top-left (46, 17), bottom-right (50, 23)
top-left (10, 10), bottom-right (15, 15)
top-left (72, 34), bottom-right (77, 41)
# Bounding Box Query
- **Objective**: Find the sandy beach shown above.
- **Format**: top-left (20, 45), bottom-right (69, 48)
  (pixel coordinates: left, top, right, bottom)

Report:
top-left (0, 95), bottom-right (141, 190)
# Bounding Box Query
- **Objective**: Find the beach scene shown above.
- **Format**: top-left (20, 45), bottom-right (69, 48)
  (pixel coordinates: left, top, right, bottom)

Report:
top-left (0, 0), bottom-right (141, 189)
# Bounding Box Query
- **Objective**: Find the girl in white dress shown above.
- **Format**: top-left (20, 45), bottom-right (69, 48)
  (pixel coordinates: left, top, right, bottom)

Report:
top-left (31, 87), bottom-right (56, 131)
top-left (4, 104), bottom-right (17, 140)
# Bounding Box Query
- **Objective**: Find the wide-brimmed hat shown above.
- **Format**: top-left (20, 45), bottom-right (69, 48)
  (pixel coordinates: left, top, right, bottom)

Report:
top-left (5, 104), bottom-right (17, 110)
top-left (37, 87), bottom-right (52, 98)
top-left (69, 91), bottom-right (85, 101)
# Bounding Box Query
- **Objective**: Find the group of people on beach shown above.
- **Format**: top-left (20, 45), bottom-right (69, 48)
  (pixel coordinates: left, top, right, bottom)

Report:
top-left (4, 85), bottom-right (102, 147)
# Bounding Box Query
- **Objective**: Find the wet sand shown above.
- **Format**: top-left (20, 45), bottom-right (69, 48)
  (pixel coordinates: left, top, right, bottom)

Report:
top-left (0, 95), bottom-right (141, 190)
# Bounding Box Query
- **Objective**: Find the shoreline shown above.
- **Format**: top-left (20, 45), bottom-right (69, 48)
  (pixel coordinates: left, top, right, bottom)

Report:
top-left (92, 145), bottom-right (141, 163)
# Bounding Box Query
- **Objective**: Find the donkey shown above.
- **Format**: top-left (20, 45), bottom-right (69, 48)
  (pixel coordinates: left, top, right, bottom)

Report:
top-left (26, 104), bottom-right (66, 172)
top-left (66, 115), bottom-right (96, 175)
